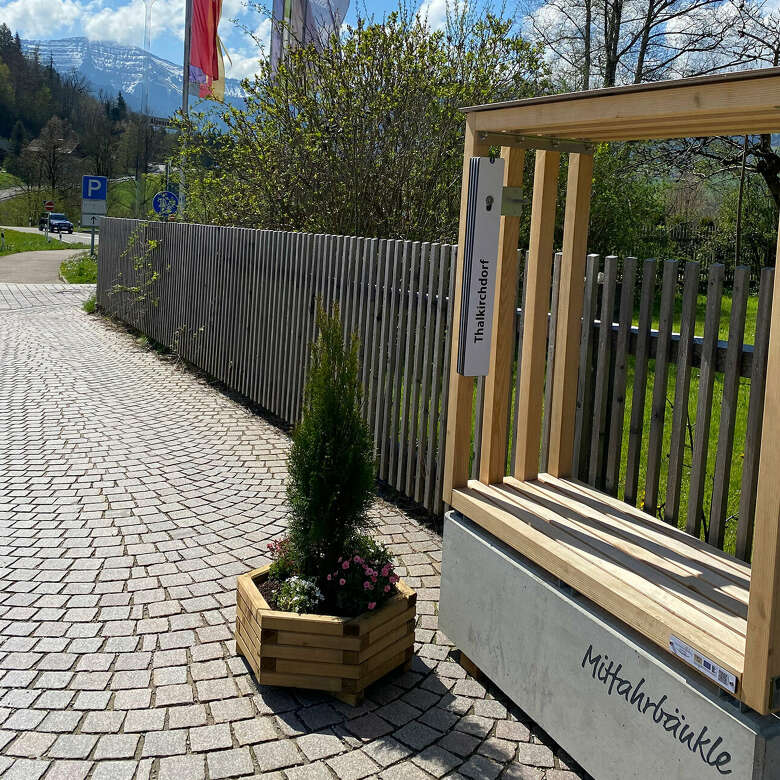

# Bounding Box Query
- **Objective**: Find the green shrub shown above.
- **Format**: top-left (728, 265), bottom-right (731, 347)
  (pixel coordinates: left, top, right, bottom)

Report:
top-left (61, 252), bottom-right (98, 284)
top-left (286, 303), bottom-right (376, 582)
top-left (82, 293), bottom-right (96, 314)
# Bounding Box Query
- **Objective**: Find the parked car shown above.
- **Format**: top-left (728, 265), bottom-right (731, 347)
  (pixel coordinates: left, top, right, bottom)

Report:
top-left (45, 213), bottom-right (74, 234)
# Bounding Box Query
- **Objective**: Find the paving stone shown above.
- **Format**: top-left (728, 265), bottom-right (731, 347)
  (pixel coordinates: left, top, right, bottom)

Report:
top-left (285, 761), bottom-right (334, 780)
top-left (495, 720), bottom-right (532, 743)
top-left (326, 749), bottom-right (380, 780)
top-left (169, 704), bottom-right (208, 729)
top-left (122, 708), bottom-right (166, 732)
top-left (207, 747), bottom-right (255, 778)
top-left (344, 712), bottom-right (394, 740)
top-left (393, 720), bottom-right (441, 750)
top-left (232, 716), bottom-right (278, 745)
top-left (37, 711), bottom-right (82, 733)
top-left (90, 760), bottom-right (138, 780)
top-left (44, 759), bottom-right (91, 780)
top-left (298, 703), bottom-right (343, 730)
top-left (478, 737), bottom-right (516, 762)
top-left (7, 731), bottom-right (57, 758)
top-left (94, 734), bottom-right (140, 760)
top-left (253, 740), bottom-right (303, 771)
top-left (3, 758), bottom-right (51, 780)
top-left (362, 737), bottom-right (412, 767)
top-left (296, 732), bottom-right (345, 761)
top-left (459, 753), bottom-right (503, 779)
top-left (209, 695), bottom-right (255, 722)
top-left (410, 744), bottom-right (461, 777)
top-left (378, 760), bottom-right (431, 779)
top-left (159, 754), bottom-right (206, 780)
top-left (189, 723), bottom-right (232, 752)
top-left (437, 730), bottom-right (481, 758)
top-left (141, 729), bottom-right (187, 757)
top-left (515, 742), bottom-right (556, 768)
top-left (81, 711), bottom-right (126, 734)
top-left (48, 734), bottom-right (99, 760)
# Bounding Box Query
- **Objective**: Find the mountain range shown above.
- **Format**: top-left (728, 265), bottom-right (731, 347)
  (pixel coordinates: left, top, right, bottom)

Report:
top-left (21, 37), bottom-right (245, 118)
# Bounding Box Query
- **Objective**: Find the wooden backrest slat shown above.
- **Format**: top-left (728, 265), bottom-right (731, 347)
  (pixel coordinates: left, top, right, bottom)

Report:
top-left (589, 255), bottom-right (619, 487)
top-left (540, 253), bottom-right (562, 472)
top-left (708, 266), bottom-right (750, 548)
top-left (736, 268), bottom-right (774, 561)
top-left (604, 257), bottom-right (637, 495)
top-left (664, 262), bottom-right (700, 525)
top-left (623, 259), bottom-right (657, 505)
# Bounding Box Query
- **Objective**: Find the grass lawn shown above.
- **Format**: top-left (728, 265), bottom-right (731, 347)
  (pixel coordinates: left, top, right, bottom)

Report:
top-left (60, 253), bottom-right (98, 284)
top-left (0, 170), bottom-right (22, 189)
top-left (0, 228), bottom-right (89, 256)
top-left (489, 287), bottom-right (762, 559)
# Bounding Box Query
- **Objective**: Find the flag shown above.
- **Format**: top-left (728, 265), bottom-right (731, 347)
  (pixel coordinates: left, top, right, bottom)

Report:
top-left (270, 0), bottom-right (349, 73)
top-left (190, 0), bottom-right (226, 101)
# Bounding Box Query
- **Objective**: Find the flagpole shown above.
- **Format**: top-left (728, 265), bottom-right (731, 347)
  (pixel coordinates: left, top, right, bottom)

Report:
top-left (180, 0), bottom-right (193, 218)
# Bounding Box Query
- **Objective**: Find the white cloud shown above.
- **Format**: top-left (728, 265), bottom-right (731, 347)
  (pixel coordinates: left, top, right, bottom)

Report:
top-left (417, 0), bottom-right (448, 30)
top-left (223, 15), bottom-right (269, 79)
top-left (2, 0), bottom-right (187, 46)
top-left (1, 0), bottom-right (91, 40)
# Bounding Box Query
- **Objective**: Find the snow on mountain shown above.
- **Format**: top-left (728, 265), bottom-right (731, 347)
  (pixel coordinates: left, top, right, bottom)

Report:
top-left (21, 37), bottom-right (245, 118)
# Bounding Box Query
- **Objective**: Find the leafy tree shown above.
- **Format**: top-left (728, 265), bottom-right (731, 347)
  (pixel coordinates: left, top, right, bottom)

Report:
top-left (177, 5), bottom-right (550, 241)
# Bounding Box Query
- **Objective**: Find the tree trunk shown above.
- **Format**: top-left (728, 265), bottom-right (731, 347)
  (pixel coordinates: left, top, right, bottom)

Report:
top-left (755, 134), bottom-right (780, 212)
top-left (634, 0), bottom-right (654, 83)
top-left (583, 0), bottom-right (592, 89)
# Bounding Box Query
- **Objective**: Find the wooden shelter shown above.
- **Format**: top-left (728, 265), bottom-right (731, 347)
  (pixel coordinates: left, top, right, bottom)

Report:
top-left (443, 67), bottom-right (780, 716)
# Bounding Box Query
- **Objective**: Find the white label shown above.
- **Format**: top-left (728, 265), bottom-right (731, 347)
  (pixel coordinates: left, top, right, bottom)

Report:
top-left (81, 214), bottom-right (103, 228)
top-left (82, 199), bottom-right (107, 215)
top-left (669, 635), bottom-right (737, 693)
top-left (457, 156), bottom-right (505, 377)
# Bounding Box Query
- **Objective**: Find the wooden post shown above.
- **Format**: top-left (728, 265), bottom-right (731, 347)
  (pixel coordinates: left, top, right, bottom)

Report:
top-left (479, 146), bottom-right (525, 484)
top-left (743, 233), bottom-right (780, 714)
top-left (442, 117), bottom-right (491, 504)
top-left (513, 150), bottom-right (560, 481)
top-left (546, 152), bottom-right (593, 478)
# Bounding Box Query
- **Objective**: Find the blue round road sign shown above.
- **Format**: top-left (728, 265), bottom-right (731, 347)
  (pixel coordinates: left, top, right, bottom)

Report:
top-left (153, 191), bottom-right (179, 216)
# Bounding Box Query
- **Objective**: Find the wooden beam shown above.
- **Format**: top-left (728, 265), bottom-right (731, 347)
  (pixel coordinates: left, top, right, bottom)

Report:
top-left (513, 150), bottom-right (560, 480)
top-left (743, 228), bottom-right (780, 715)
top-left (546, 153), bottom-right (593, 477)
top-left (467, 71), bottom-right (780, 141)
top-left (442, 116), bottom-right (491, 504)
top-left (479, 146), bottom-right (525, 484)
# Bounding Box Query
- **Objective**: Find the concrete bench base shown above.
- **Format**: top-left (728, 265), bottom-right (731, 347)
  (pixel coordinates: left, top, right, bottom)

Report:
top-left (439, 511), bottom-right (780, 780)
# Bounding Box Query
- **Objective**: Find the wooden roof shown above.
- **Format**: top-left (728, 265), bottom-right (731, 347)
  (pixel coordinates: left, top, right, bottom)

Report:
top-left (461, 67), bottom-right (780, 142)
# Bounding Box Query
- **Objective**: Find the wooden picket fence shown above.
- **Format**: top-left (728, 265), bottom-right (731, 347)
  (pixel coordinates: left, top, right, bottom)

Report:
top-left (97, 219), bottom-right (772, 559)
top-left (97, 218), bottom-right (458, 516)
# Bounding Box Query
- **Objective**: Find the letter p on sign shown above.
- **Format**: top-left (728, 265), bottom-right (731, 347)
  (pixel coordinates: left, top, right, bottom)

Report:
top-left (82, 175), bottom-right (108, 201)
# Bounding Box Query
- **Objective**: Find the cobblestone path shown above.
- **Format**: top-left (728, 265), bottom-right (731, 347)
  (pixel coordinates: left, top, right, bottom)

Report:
top-left (0, 284), bottom-right (586, 780)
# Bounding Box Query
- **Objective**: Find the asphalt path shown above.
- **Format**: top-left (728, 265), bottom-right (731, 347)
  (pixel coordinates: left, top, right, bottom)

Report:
top-left (0, 186), bottom-right (23, 201)
top-left (0, 248), bottom-right (84, 283)
top-left (1, 224), bottom-right (99, 246)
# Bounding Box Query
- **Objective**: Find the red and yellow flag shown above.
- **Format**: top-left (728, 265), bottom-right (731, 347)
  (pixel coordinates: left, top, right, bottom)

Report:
top-left (189, 0), bottom-right (225, 101)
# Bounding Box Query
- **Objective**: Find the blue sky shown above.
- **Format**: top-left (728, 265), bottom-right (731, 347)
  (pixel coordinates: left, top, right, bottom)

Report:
top-left (0, 0), bottom-right (447, 80)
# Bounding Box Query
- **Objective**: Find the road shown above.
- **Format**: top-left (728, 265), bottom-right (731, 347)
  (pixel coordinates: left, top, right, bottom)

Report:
top-left (0, 248), bottom-right (85, 283)
top-left (0, 186), bottom-right (23, 201)
top-left (1, 224), bottom-right (99, 246)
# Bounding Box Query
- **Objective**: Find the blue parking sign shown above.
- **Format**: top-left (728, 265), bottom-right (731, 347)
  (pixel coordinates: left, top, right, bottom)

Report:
top-left (82, 175), bottom-right (107, 200)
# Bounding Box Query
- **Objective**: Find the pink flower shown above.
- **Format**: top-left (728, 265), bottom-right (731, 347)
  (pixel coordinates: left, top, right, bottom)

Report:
top-left (389, 575), bottom-right (399, 584)
top-left (381, 564), bottom-right (391, 577)
top-left (342, 561), bottom-right (350, 570)
top-left (384, 585), bottom-right (390, 593)
top-left (371, 575), bottom-right (377, 583)
top-left (354, 555), bottom-right (362, 563)
top-left (327, 574), bottom-right (332, 581)
top-left (338, 557), bottom-right (343, 563)
top-left (367, 602), bottom-right (376, 610)
top-left (339, 578), bottom-right (346, 586)
top-left (363, 581), bottom-right (371, 590)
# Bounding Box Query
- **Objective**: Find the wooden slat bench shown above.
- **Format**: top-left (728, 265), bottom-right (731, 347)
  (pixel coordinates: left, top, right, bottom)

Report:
top-left (452, 475), bottom-right (749, 688)
top-left (442, 67), bottom-right (780, 716)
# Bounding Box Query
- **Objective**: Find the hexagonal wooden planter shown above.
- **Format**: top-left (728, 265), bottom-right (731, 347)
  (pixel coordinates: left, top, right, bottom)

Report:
top-left (235, 564), bottom-right (417, 706)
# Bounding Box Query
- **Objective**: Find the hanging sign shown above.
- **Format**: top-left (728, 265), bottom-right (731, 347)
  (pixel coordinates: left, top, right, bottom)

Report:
top-left (457, 156), bottom-right (505, 377)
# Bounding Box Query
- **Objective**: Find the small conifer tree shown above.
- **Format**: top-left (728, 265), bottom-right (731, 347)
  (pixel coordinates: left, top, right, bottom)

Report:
top-left (286, 303), bottom-right (376, 581)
